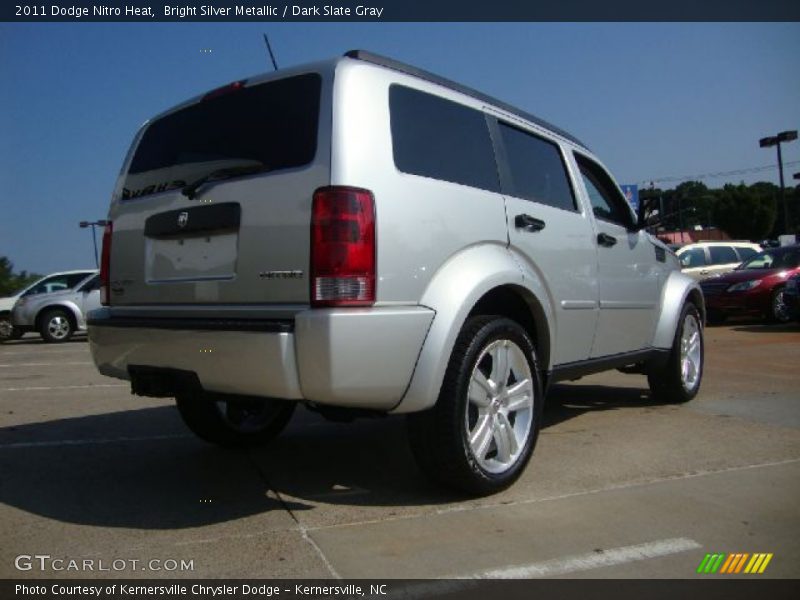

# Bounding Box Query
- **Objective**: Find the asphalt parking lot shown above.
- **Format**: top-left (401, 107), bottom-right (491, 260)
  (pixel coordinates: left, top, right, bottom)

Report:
top-left (1, 321), bottom-right (798, 580)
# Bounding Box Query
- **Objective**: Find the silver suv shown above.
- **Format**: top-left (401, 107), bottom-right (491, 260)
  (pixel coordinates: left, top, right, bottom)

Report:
top-left (88, 51), bottom-right (705, 494)
top-left (11, 270), bottom-right (99, 342)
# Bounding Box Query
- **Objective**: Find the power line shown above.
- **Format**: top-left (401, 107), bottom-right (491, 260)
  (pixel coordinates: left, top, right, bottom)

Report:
top-left (639, 160), bottom-right (800, 187)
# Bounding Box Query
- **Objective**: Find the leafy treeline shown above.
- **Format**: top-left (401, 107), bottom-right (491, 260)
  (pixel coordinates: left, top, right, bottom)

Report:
top-left (0, 257), bottom-right (42, 297)
top-left (640, 181), bottom-right (799, 241)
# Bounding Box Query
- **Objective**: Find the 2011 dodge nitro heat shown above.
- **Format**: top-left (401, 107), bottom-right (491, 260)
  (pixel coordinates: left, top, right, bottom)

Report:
top-left (88, 51), bottom-right (705, 494)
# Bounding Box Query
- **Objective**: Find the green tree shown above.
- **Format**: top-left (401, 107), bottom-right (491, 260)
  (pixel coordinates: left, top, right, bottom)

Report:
top-left (712, 184), bottom-right (777, 241)
top-left (0, 257), bottom-right (42, 297)
top-left (674, 181), bottom-right (716, 229)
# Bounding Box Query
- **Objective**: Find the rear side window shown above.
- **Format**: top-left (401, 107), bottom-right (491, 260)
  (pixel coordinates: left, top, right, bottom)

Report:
top-left (123, 73), bottom-right (322, 200)
top-left (497, 122), bottom-right (576, 212)
top-left (736, 247), bottom-right (757, 261)
top-left (389, 85), bottom-right (499, 192)
top-left (708, 246), bottom-right (739, 265)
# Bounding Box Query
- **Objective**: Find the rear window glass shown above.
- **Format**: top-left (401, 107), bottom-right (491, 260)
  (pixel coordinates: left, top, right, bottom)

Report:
top-left (497, 122), bottom-right (576, 212)
top-left (123, 73), bottom-right (322, 200)
top-left (708, 246), bottom-right (739, 265)
top-left (389, 85), bottom-right (499, 192)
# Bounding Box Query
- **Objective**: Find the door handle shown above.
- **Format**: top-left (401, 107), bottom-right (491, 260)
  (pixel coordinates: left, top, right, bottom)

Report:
top-left (514, 214), bottom-right (546, 232)
top-left (597, 232), bottom-right (617, 247)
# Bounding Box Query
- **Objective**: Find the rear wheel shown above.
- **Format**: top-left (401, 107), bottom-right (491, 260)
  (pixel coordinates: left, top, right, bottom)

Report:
top-left (39, 309), bottom-right (74, 343)
top-left (647, 303), bottom-right (704, 403)
top-left (176, 392), bottom-right (295, 447)
top-left (768, 287), bottom-right (790, 323)
top-left (407, 316), bottom-right (542, 495)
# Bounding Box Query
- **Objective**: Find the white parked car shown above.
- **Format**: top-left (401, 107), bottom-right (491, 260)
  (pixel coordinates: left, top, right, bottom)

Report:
top-left (676, 242), bottom-right (762, 281)
top-left (1, 270), bottom-right (95, 341)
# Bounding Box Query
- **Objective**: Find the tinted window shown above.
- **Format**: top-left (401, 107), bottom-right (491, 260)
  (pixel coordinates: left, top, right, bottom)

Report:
top-left (497, 123), bottom-right (576, 211)
top-left (575, 154), bottom-right (634, 229)
top-left (736, 247), bottom-right (757, 261)
top-left (708, 246), bottom-right (739, 265)
top-left (389, 85), bottom-right (499, 192)
top-left (124, 74), bottom-right (322, 200)
top-left (680, 247), bottom-right (707, 268)
top-left (24, 273), bottom-right (92, 296)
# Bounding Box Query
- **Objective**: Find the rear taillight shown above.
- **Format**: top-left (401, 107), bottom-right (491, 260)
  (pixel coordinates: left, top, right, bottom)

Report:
top-left (100, 222), bottom-right (112, 306)
top-left (311, 186), bottom-right (376, 307)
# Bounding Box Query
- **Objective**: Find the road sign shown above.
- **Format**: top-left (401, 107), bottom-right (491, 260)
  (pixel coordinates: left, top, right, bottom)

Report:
top-left (620, 184), bottom-right (639, 213)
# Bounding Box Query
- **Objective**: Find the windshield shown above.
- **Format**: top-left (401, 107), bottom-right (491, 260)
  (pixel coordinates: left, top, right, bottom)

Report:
top-left (122, 73), bottom-right (322, 200)
top-left (737, 247), bottom-right (800, 270)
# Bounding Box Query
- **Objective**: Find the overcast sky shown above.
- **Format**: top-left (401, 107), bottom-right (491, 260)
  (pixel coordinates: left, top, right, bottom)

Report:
top-left (1, 22), bottom-right (798, 274)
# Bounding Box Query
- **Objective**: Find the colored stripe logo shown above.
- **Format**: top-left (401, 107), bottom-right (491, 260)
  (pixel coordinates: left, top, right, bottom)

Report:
top-left (697, 553), bottom-right (773, 574)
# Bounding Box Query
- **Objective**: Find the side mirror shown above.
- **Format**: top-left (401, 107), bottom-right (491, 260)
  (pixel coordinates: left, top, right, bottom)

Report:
top-left (636, 196), bottom-right (663, 231)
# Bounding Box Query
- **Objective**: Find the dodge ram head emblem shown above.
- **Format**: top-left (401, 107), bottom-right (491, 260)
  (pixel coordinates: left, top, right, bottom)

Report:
top-left (177, 211), bottom-right (189, 228)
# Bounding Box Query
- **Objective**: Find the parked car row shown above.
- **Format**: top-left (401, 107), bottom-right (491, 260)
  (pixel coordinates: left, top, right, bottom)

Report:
top-left (0, 270), bottom-right (100, 342)
top-left (699, 245), bottom-right (800, 325)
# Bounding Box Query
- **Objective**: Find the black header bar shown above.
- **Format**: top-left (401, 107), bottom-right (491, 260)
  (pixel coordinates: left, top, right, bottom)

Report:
top-left (4, 1), bottom-right (800, 22)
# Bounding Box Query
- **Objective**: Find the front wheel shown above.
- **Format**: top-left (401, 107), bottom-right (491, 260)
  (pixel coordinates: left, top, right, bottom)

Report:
top-left (39, 309), bottom-right (74, 343)
top-left (407, 316), bottom-right (543, 495)
top-left (768, 287), bottom-right (791, 323)
top-left (647, 303), bottom-right (704, 403)
top-left (0, 317), bottom-right (21, 342)
top-left (176, 392), bottom-right (295, 447)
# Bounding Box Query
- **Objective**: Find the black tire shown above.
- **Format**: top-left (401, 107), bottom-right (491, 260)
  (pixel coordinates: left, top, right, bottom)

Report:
top-left (407, 315), bottom-right (543, 496)
top-left (767, 287), bottom-right (791, 324)
top-left (39, 309), bottom-right (74, 343)
top-left (705, 309), bottom-right (727, 326)
top-left (0, 317), bottom-right (18, 342)
top-left (176, 392), bottom-right (295, 447)
top-left (647, 303), bottom-right (704, 404)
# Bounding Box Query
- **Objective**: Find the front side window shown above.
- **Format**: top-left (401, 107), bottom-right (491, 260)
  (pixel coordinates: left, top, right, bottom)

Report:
top-left (389, 85), bottom-right (499, 192)
top-left (680, 248), bottom-right (707, 268)
top-left (497, 122), bottom-right (576, 212)
top-left (123, 73), bottom-right (322, 200)
top-left (24, 273), bottom-right (92, 296)
top-left (575, 154), bottom-right (634, 229)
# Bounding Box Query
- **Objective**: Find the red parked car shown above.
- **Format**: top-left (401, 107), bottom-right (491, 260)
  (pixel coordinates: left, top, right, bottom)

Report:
top-left (700, 245), bottom-right (800, 325)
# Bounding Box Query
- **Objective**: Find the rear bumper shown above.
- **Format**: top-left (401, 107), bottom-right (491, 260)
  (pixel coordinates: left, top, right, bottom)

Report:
top-left (87, 306), bottom-right (434, 411)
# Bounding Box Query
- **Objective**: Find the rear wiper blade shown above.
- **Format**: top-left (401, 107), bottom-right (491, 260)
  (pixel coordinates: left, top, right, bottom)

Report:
top-left (181, 164), bottom-right (270, 199)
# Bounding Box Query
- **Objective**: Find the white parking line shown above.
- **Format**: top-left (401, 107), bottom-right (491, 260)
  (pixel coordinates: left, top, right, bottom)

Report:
top-left (470, 537), bottom-right (700, 578)
top-left (0, 433), bottom-right (191, 449)
top-left (1, 383), bottom-right (127, 392)
top-left (0, 362), bottom-right (93, 368)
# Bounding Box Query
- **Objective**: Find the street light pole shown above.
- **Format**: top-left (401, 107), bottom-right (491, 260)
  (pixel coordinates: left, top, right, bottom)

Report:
top-left (759, 130), bottom-right (797, 235)
top-left (79, 220), bottom-right (109, 268)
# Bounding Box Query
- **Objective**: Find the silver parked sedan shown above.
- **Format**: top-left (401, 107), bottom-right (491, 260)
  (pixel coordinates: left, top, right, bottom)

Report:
top-left (11, 270), bottom-right (99, 342)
